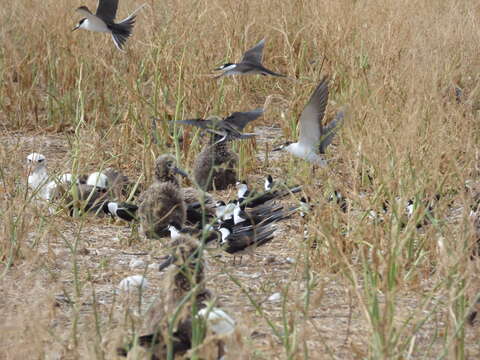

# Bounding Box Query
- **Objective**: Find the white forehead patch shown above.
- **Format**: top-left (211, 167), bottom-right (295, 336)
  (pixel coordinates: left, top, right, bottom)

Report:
top-left (27, 153), bottom-right (46, 163)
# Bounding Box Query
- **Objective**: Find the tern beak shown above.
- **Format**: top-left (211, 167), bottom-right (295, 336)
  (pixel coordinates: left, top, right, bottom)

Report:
top-left (72, 25), bottom-right (80, 32)
top-left (272, 146), bottom-right (283, 151)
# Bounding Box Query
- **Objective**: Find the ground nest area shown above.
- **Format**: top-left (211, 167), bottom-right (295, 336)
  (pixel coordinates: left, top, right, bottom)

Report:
top-left (2, 0), bottom-right (480, 359)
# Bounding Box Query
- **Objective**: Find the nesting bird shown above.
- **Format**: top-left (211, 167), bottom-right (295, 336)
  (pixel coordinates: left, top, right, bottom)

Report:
top-left (26, 153), bottom-right (51, 200)
top-left (86, 171), bottom-right (109, 189)
top-left (25, 153), bottom-right (87, 204)
top-left (87, 167), bottom-right (139, 199)
top-left (174, 108), bottom-right (264, 190)
top-left (273, 76), bottom-right (344, 166)
top-left (101, 201), bottom-right (138, 221)
top-left (218, 222), bottom-right (276, 256)
top-left (214, 38), bottom-right (286, 78)
top-left (73, 0), bottom-right (145, 51)
top-left (138, 155), bottom-right (188, 239)
top-left (236, 176), bottom-right (302, 208)
top-left (233, 200), bottom-right (278, 226)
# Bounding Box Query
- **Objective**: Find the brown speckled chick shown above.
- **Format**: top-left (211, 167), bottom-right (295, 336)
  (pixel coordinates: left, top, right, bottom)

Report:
top-left (138, 155), bottom-right (187, 239)
top-left (193, 141), bottom-right (238, 191)
top-left (118, 235), bottom-right (214, 359)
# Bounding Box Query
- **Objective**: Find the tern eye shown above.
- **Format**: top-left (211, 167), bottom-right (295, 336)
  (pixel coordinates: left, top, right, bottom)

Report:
top-left (38, 159), bottom-right (44, 163)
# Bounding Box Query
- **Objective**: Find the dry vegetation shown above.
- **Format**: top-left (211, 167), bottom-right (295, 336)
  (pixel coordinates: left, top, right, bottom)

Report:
top-left (2, 0), bottom-right (480, 358)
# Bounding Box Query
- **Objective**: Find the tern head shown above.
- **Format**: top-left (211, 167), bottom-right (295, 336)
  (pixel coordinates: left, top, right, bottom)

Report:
top-left (154, 155), bottom-right (188, 183)
top-left (215, 200), bottom-right (227, 217)
top-left (236, 181), bottom-right (248, 198)
top-left (218, 227), bottom-right (231, 243)
top-left (264, 175), bottom-right (273, 191)
top-left (26, 153), bottom-right (46, 172)
top-left (272, 142), bottom-right (293, 151)
top-left (101, 201), bottom-right (117, 216)
top-left (214, 63), bottom-right (236, 71)
top-left (168, 221), bottom-right (183, 240)
top-left (215, 200), bottom-right (226, 207)
top-left (87, 172), bottom-right (108, 189)
top-left (72, 18), bottom-right (87, 32)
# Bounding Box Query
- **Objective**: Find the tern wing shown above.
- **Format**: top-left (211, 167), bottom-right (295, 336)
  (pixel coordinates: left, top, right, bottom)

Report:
top-left (297, 76), bottom-right (329, 149)
top-left (319, 110), bottom-right (344, 154)
top-left (96, 0), bottom-right (118, 22)
top-left (241, 39), bottom-right (266, 65)
top-left (223, 108), bottom-right (264, 132)
top-left (75, 6), bottom-right (93, 17)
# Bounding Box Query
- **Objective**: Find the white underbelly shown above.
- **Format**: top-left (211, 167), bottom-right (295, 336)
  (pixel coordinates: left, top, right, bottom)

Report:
top-left (84, 18), bottom-right (110, 33)
top-left (287, 143), bottom-right (326, 166)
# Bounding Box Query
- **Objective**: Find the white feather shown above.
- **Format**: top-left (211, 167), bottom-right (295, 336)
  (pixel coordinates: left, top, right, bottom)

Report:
top-left (78, 16), bottom-right (110, 33)
top-left (236, 183), bottom-right (248, 199)
top-left (107, 202), bottom-right (118, 215)
top-left (197, 308), bottom-right (236, 335)
top-left (218, 228), bottom-right (230, 243)
top-left (233, 205), bottom-right (246, 224)
top-left (168, 225), bottom-right (182, 240)
top-left (87, 172), bottom-right (108, 189)
top-left (285, 143), bottom-right (327, 166)
top-left (118, 275), bottom-right (148, 292)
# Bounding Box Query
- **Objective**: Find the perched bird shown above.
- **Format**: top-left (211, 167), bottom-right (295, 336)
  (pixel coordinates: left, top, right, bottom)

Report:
top-left (168, 221), bottom-right (276, 266)
top-left (192, 139), bottom-right (236, 191)
top-left (232, 200), bottom-right (291, 227)
top-left (69, 183), bottom-right (109, 214)
top-left (26, 153), bottom-right (85, 202)
top-left (273, 76), bottom-right (344, 166)
top-left (174, 109), bottom-right (264, 191)
top-left (214, 200), bottom-right (236, 223)
top-left (88, 167), bottom-right (140, 199)
top-left (119, 236), bottom-right (233, 359)
top-left (236, 177), bottom-right (302, 208)
top-left (138, 155), bottom-right (188, 239)
top-left (214, 39), bottom-right (286, 78)
top-left (218, 222), bottom-right (276, 264)
top-left (24, 154), bottom-right (128, 217)
top-left (86, 171), bottom-right (109, 189)
top-left (73, 0), bottom-right (145, 51)
top-left (101, 201), bottom-right (138, 221)
top-left (26, 153), bottom-right (50, 200)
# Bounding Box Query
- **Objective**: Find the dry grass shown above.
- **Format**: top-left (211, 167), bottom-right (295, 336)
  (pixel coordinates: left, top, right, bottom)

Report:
top-left (2, 0), bottom-right (480, 358)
